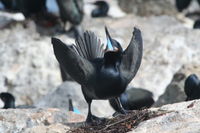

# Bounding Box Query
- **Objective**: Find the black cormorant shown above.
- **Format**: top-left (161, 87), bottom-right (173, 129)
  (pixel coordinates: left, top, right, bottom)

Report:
top-left (0, 0), bottom-right (46, 17)
top-left (0, 92), bottom-right (15, 109)
top-left (109, 88), bottom-right (154, 111)
top-left (194, 19), bottom-right (200, 29)
top-left (91, 1), bottom-right (109, 17)
top-left (56, 0), bottom-right (84, 31)
top-left (184, 74), bottom-right (200, 101)
top-left (51, 27), bottom-right (143, 123)
top-left (175, 0), bottom-right (192, 12)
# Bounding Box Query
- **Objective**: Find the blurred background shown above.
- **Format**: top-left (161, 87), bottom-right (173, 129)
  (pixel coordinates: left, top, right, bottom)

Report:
top-left (0, 0), bottom-right (200, 117)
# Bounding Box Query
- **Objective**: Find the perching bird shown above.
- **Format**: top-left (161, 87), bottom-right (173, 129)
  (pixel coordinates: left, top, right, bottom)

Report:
top-left (0, 92), bottom-right (15, 109)
top-left (109, 88), bottom-right (154, 111)
top-left (51, 27), bottom-right (143, 123)
top-left (175, 0), bottom-right (192, 12)
top-left (184, 74), bottom-right (200, 101)
top-left (91, 1), bottom-right (109, 17)
top-left (194, 19), bottom-right (200, 29)
top-left (0, 0), bottom-right (47, 17)
top-left (56, 0), bottom-right (84, 32)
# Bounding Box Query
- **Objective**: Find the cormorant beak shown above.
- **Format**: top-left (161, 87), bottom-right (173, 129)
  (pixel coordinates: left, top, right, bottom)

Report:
top-left (105, 27), bottom-right (114, 51)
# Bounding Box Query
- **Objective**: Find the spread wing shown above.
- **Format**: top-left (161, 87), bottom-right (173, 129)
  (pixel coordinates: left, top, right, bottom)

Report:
top-left (120, 27), bottom-right (143, 84)
top-left (51, 38), bottom-right (95, 85)
top-left (73, 31), bottom-right (104, 60)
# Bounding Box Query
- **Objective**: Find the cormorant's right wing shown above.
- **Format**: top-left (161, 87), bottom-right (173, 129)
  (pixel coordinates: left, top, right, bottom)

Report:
top-left (51, 38), bottom-right (95, 85)
top-left (120, 27), bottom-right (143, 84)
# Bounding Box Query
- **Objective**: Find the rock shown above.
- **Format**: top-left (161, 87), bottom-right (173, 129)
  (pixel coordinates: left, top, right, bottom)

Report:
top-left (118, 0), bottom-right (177, 16)
top-left (0, 108), bottom-right (85, 133)
top-left (155, 63), bottom-right (200, 106)
top-left (36, 81), bottom-right (115, 117)
top-left (0, 21), bottom-right (61, 105)
top-left (129, 100), bottom-right (200, 133)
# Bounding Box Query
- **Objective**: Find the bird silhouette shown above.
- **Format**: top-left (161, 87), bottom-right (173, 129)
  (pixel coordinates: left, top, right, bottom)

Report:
top-left (91, 1), bottom-right (109, 17)
top-left (0, 0), bottom-right (46, 17)
top-left (0, 92), bottom-right (15, 109)
top-left (184, 74), bottom-right (200, 101)
top-left (56, 0), bottom-right (84, 32)
top-left (51, 27), bottom-right (143, 123)
top-left (109, 88), bottom-right (154, 112)
top-left (175, 0), bottom-right (192, 12)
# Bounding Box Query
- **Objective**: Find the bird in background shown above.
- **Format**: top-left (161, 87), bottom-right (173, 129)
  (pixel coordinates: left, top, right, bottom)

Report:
top-left (90, 1), bottom-right (109, 18)
top-left (0, 92), bottom-right (15, 109)
top-left (184, 74), bottom-right (200, 101)
top-left (56, 0), bottom-right (84, 33)
top-left (0, 0), bottom-right (47, 17)
top-left (109, 88), bottom-right (154, 112)
top-left (51, 27), bottom-right (143, 124)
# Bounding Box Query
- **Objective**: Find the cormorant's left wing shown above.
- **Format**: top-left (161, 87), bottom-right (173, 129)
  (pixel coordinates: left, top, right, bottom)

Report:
top-left (52, 38), bottom-right (95, 85)
top-left (120, 27), bottom-right (143, 84)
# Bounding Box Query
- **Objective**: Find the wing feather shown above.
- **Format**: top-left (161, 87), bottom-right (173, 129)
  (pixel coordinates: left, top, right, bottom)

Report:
top-left (120, 27), bottom-right (143, 84)
top-left (52, 38), bottom-right (95, 85)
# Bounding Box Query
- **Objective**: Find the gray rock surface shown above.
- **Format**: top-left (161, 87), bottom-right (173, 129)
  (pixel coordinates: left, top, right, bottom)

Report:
top-left (130, 100), bottom-right (200, 133)
top-left (118, 0), bottom-right (177, 16)
top-left (0, 21), bottom-right (61, 105)
top-left (0, 108), bottom-right (85, 133)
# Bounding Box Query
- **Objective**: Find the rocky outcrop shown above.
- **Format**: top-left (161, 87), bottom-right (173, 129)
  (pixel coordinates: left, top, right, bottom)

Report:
top-left (0, 21), bottom-right (61, 105)
top-left (0, 108), bottom-right (85, 133)
top-left (118, 0), bottom-right (177, 16)
top-left (1, 100), bottom-right (200, 133)
top-left (129, 100), bottom-right (200, 133)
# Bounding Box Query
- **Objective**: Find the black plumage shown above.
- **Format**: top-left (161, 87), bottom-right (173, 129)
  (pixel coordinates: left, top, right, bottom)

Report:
top-left (175, 0), bottom-right (192, 12)
top-left (91, 1), bottom-right (109, 17)
top-left (0, 92), bottom-right (15, 109)
top-left (184, 74), bottom-right (200, 101)
top-left (56, 0), bottom-right (84, 31)
top-left (0, 0), bottom-right (46, 17)
top-left (109, 88), bottom-right (154, 111)
top-left (194, 19), bottom-right (200, 29)
top-left (51, 27), bottom-right (143, 123)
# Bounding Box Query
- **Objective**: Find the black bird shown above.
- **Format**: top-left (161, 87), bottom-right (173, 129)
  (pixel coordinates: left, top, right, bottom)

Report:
top-left (0, 92), bottom-right (15, 109)
top-left (194, 19), bottom-right (200, 29)
top-left (0, 0), bottom-right (46, 17)
top-left (175, 0), bottom-right (192, 12)
top-left (56, 0), bottom-right (84, 32)
top-left (51, 27), bottom-right (143, 123)
top-left (109, 88), bottom-right (154, 111)
top-left (184, 74), bottom-right (200, 101)
top-left (91, 1), bottom-right (109, 17)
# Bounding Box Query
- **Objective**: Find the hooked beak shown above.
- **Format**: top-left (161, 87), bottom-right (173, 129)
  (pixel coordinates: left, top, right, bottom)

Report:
top-left (105, 27), bottom-right (114, 51)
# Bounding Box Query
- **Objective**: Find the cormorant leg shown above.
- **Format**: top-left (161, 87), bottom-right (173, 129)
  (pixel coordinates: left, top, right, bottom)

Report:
top-left (86, 99), bottom-right (93, 122)
top-left (113, 97), bottom-right (127, 114)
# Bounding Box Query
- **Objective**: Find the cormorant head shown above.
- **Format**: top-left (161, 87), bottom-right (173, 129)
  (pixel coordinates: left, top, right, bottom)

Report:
top-left (184, 74), bottom-right (200, 101)
top-left (104, 27), bottom-right (123, 66)
top-left (0, 92), bottom-right (15, 109)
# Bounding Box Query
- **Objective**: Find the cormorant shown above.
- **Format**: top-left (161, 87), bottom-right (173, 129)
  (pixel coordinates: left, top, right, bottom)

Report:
top-left (51, 27), bottom-right (143, 123)
top-left (56, 0), bottom-right (84, 31)
top-left (0, 92), bottom-right (15, 109)
top-left (175, 0), bottom-right (192, 12)
top-left (0, 0), bottom-right (47, 17)
top-left (194, 19), bottom-right (200, 29)
top-left (91, 1), bottom-right (109, 17)
top-left (109, 88), bottom-right (154, 111)
top-left (184, 74), bottom-right (200, 101)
